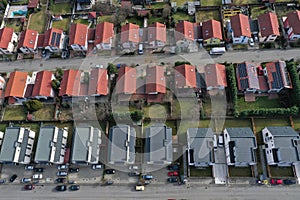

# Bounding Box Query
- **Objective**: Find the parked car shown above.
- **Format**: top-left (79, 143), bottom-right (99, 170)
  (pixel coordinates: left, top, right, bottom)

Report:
top-left (270, 178), bottom-right (283, 185)
top-left (106, 180), bottom-right (114, 185)
top-left (142, 175), bottom-right (153, 180)
top-left (69, 185), bottom-right (80, 191)
top-left (33, 168), bottom-right (45, 172)
top-left (55, 178), bottom-right (67, 183)
top-left (167, 164), bottom-right (180, 171)
top-left (167, 177), bottom-right (178, 183)
top-left (168, 171), bottom-right (179, 176)
top-left (128, 171), bottom-right (140, 177)
top-left (283, 179), bottom-right (297, 185)
top-left (129, 166), bottom-right (138, 170)
top-left (57, 171), bottom-right (68, 176)
top-left (21, 178), bottom-right (32, 183)
top-left (57, 165), bottom-right (69, 170)
top-left (25, 165), bottom-right (34, 170)
top-left (92, 164), bottom-right (103, 170)
top-left (55, 185), bottom-right (67, 191)
top-left (69, 168), bottom-right (79, 173)
top-left (32, 174), bottom-right (43, 179)
top-left (24, 184), bottom-right (35, 190)
top-left (68, 180), bottom-right (76, 184)
top-left (135, 184), bottom-right (144, 191)
top-left (249, 38), bottom-right (255, 47)
top-left (105, 169), bottom-right (115, 174)
top-left (9, 174), bottom-right (17, 182)
top-left (0, 179), bottom-right (6, 184)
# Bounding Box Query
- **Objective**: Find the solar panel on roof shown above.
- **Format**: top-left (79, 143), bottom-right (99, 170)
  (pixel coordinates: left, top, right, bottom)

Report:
top-left (51, 32), bottom-right (56, 45)
top-left (272, 62), bottom-right (284, 89)
top-left (238, 63), bottom-right (247, 78)
top-left (56, 33), bottom-right (61, 47)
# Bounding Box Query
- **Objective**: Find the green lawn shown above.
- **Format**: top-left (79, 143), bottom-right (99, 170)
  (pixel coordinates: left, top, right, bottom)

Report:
top-left (112, 104), bottom-right (137, 113)
top-left (269, 166), bottom-right (294, 177)
top-left (49, 0), bottom-right (72, 14)
top-left (144, 104), bottom-right (169, 119)
top-left (171, 0), bottom-right (187, 7)
top-left (98, 15), bottom-right (113, 23)
top-left (292, 117), bottom-right (300, 130)
top-left (173, 12), bottom-right (194, 23)
top-left (196, 10), bottom-right (221, 22)
top-left (172, 100), bottom-right (199, 119)
top-left (190, 167), bottom-right (212, 177)
top-left (3, 106), bottom-right (26, 121)
top-left (33, 105), bottom-right (55, 120)
top-left (275, 6), bottom-right (297, 18)
top-left (201, 0), bottom-right (222, 6)
top-left (149, 2), bottom-right (168, 9)
top-left (74, 19), bottom-right (90, 25)
top-left (250, 6), bottom-right (272, 19)
top-left (11, 0), bottom-right (28, 5)
top-left (233, 0), bottom-right (257, 4)
top-left (28, 6), bottom-right (47, 33)
top-left (165, 120), bottom-right (177, 136)
top-left (5, 20), bottom-right (23, 32)
top-left (0, 123), bottom-right (8, 132)
top-left (52, 18), bottom-right (71, 32)
top-left (237, 96), bottom-right (281, 112)
top-left (126, 17), bottom-right (143, 27)
top-left (254, 118), bottom-right (290, 133)
top-left (228, 166), bottom-right (252, 177)
top-left (177, 119), bottom-right (211, 143)
top-left (148, 17), bottom-right (164, 25)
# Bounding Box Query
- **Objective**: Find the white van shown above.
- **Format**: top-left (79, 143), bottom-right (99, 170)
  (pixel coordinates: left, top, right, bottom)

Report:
top-left (138, 43), bottom-right (143, 55)
top-left (209, 47), bottom-right (226, 55)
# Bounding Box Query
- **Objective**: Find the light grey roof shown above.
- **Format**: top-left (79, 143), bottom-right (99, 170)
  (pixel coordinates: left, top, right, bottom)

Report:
top-left (187, 128), bottom-right (214, 166)
top-left (71, 126), bottom-right (101, 164)
top-left (225, 127), bottom-right (255, 138)
top-left (108, 124), bottom-right (136, 164)
top-left (144, 124), bottom-right (172, 164)
top-left (265, 126), bottom-right (299, 137)
top-left (34, 126), bottom-right (68, 164)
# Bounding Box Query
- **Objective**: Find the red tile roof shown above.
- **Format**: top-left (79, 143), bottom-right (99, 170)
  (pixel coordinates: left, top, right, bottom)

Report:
top-left (258, 12), bottom-right (280, 37)
top-left (202, 19), bottom-right (223, 40)
top-left (68, 23), bottom-right (88, 46)
top-left (95, 22), bottom-right (114, 44)
top-left (204, 64), bottom-right (227, 88)
top-left (148, 22), bottom-right (167, 43)
top-left (121, 23), bottom-right (139, 44)
top-left (58, 69), bottom-right (82, 96)
top-left (88, 12), bottom-right (97, 19)
top-left (174, 64), bottom-right (197, 88)
top-left (18, 29), bottom-right (39, 49)
top-left (28, 0), bottom-right (39, 8)
top-left (146, 66), bottom-right (166, 94)
top-left (116, 66), bottom-right (136, 94)
top-left (32, 70), bottom-right (53, 97)
top-left (43, 28), bottom-right (64, 47)
top-left (4, 71), bottom-right (28, 98)
top-left (230, 14), bottom-right (251, 37)
top-left (175, 20), bottom-right (195, 40)
top-left (88, 68), bottom-right (108, 95)
top-left (286, 10), bottom-right (300, 34)
top-left (0, 27), bottom-right (14, 49)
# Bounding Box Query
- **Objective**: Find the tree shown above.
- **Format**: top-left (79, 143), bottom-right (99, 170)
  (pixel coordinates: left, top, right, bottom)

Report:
top-left (51, 79), bottom-right (60, 91)
top-left (130, 110), bottom-right (144, 121)
top-left (107, 63), bottom-right (118, 75)
top-left (174, 61), bottom-right (191, 66)
top-left (162, 5), bottom-right (171, 19)
top-left (55, 67), bottom-right (64, 81)
top-left (24, 100), bottom-right (43, 112)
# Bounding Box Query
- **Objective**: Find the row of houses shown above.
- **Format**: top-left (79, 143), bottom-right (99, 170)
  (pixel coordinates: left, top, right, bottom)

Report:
top-left (0, 124), bottom-right (172, 166)
top-left (187, 126), bottom-right (300, 168)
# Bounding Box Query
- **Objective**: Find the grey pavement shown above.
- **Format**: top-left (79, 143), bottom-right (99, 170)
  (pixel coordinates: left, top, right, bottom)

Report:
top-left (213, 146), bottom-right (227, 184)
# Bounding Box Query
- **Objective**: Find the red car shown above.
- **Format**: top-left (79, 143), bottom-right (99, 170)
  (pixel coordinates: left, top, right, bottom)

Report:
top-left (168, 171), bottom-right (179, 176)
top-left (24, 184), bottom-right (35, 190)
top-left (270, 178), bottom-right (283, 185)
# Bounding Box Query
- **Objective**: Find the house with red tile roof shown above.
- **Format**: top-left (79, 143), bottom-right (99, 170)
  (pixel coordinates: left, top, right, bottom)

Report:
top-left (284, 10), bottom-right (300, 40)
top-left (202, 19), bottom-right (223, 45)
top-left (43, 28), bottom-right (66, 52)
top-left (148, 22), bottom-right (166, 49)
top-left (88, 68), bottom-right (108, 96)
top-left (204, 64), bottom-right (227, 91)
top-left (229, 14), bottom-right (252, 44)
top-left (146, 66), bottom-right (166, 94)
top-left (95, 22), bottom-right (114, 50)
top-left (4, 71), bottom-right (31, 104)
top-left (59, 69), bottom-right (82, 97)
top-left (175, 21), bottom-right (199, 52)
top-left (174, 64), bottom-right (197, 89)
top-left (264, 60), bottom-right (292, 93)
top-left (236, 62), bottom-right (260, 93)
top-left (121, 23), bottom-right (139, 49)
top-left (68, 23), bottom-right (88, 51)
top-left (258, 12), bottom-right (280, 43)
top-left (0, 27), bottom-right (18, 54)
top-left (115, 66), bottom-right (137, 95)
top-left (18, 29), bottom-right (39, 54)
top-left (31, 71), bottom-right (55, 99)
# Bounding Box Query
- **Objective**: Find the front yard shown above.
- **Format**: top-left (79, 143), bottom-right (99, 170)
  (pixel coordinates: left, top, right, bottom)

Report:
top-left (269, 166), bottom-right (294, 177)
top-left (196, 10), bottom-right (221, 22)
top-left (3, 105), bottom-right (26, 121)
top-left (228, 166), bottom-right (252, 177)
top-left (28, 6), bottom-right (47, 33)
top-left (190, 167), bottom-right (212, 177)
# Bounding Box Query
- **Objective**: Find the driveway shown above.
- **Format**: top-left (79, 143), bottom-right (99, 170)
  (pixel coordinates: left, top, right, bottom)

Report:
top-left (213, 146), bottom-right (228, 184)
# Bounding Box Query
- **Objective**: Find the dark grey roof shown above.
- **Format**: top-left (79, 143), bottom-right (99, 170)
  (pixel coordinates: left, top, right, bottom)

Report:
top-left (144, 124), bottom-right (172, 165)
top-left (249, 19), bottom-right (259, 33)
top-left (71, 126), bottom-right (101, 164)
top-left (108, 124), bottom-right (136, 164)
top-left (265, 126), bottom-right (299, 137)
top-left (225, 127), bottom-right (255, 138)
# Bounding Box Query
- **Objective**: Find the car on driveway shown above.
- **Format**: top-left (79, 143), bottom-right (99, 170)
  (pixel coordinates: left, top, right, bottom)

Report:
top-left (92, 164), bottom-right (103, 169)
top-left (69, 168), bottom-right (79, 173)
top-left (283, 179), bottom-right (296, 185)
top-left (270, 178), bottom-right (283, 185)
top-left (249, 38), bottom-right (255, 47)
top-left (105, 169), bottom-right (115, 174)
top-left (33, 168), bottom-right (45, 172)
top-left (25, 165), bottom-right (34, 170)
top-left (135, 184), bottom-right (144, 191)
top-left (167, 164), bottom-right (180, 171)
top-left (24, 184), bottom-right (35, 190)
top-left (142, 175), bottom-right (153, 180)
top-left (55, 185), bottom-right (67, 191)
top-left (32, 174), bottom-right (43, 179)
top-left (21, 178), bottom-right (32, 183)
top-left (128, 171), bottom-right (140, 176)
top-left (168, 171), bottom-right (179, 176)
top-left (167, 177), bottom-right (178, 183)
top-left (69, 185), bottom-right (80, 191)
top-left (57, 171), bottom-right (68, 176)
top-left (55, 178), bottom-right (67, 183)
top-left (10, 174), bottom-right (17, 182)
top-left (58, 165), bottom-right (68, 170)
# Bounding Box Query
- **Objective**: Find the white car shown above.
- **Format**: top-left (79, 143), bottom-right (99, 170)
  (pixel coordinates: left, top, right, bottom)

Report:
top-left (57, 164), bottom-right (68, 170)
top-left (249, 38), bottom-right (255, 47)
top-left (92, 164), bottom-right (102, 170)
top-left (25, 165), bottom-right (34, 170)
top-left (57, 171), bottom-right (68, 176)
top-left (32, 174), bottom-right (42, 179)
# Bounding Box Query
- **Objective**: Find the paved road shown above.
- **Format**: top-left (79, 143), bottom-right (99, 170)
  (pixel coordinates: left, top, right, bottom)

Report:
top-left (0, 184), bottom-right (300, 200)
top-left (0, 48), bottom-right (300, 72)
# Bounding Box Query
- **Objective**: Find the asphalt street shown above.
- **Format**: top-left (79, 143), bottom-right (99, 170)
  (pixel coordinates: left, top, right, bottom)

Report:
top-left (0, 184), bottom-right (299, 200)
top-left (0, 48), bottom-right (300, 72)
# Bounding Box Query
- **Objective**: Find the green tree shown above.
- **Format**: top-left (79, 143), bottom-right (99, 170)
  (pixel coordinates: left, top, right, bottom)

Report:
top-left (130, 110), bottom-right (144, 121)
top-left (55, 67), bottom-right (64, 81)
top-left (51, 79), bottom-right (60, 91)
top-left (24, 100), bottom-right (43, 112)
top-left (174, 61), bottom-right (191, 67)
top-left (107, 63), bottom-right (118, 75)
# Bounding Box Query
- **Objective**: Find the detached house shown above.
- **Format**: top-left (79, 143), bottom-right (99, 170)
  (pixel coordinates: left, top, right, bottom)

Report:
top-left (258, 12), bottom-right (280, 43)
top-left (174, 64), bottom-right (197, 89)
top-left (146, 66), bottom-right (166, 102)
top-left (43, 28), bottom-right (66, 52)
top-left (69, 23), bottom-right (88, 51)
top-left (175, 20), bottom-right (198, 52)
top-left (95, 22), bottom-right (114, 50)
top-left (31, 70), bottom-right (55, 100)
top-left (236, 62), bottom-right (260, 93)
top-left (88, 68), bottom-right (108, 96)
top-left (202, 19), bottom-right (223, 45)
top-left (148, 22), bottom-right (166, 49)
top-left (284, 10), bottom-right (300, 40)
top-left (58, 69), bottom-right (82, 97)
top-left (204, 64), bottom-right (227, 90)
top-left (18, 29), bottom-right (39, 54)
top-left (229, 14), bottom-right (252, 44)
top-left (115, 66), bottom-right (137, 95)
top-left (264, 60), bottom-right (292, 93)
top-left (0, 27), bottom-right (18, 54)
top-left (120, 23), bottom-right (139, 49)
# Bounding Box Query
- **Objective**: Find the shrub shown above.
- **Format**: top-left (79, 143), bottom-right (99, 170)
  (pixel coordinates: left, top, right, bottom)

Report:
top-left (24, 100), bottom-right (43, 112)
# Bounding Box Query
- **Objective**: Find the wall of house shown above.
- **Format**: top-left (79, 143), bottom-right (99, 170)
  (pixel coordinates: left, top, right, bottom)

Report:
top-left (19, 47), bottom-right (35, 54)
top-left (203, 38), bottom-right (221, 45)
top-left (287, 28), bottom-right (300, 40)
top-left (233, 36), bottom-right (249, 44)
top-left (149, 40), bottom-right (165, 48)
top-left (259, 35), bottom-right (278, 43)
